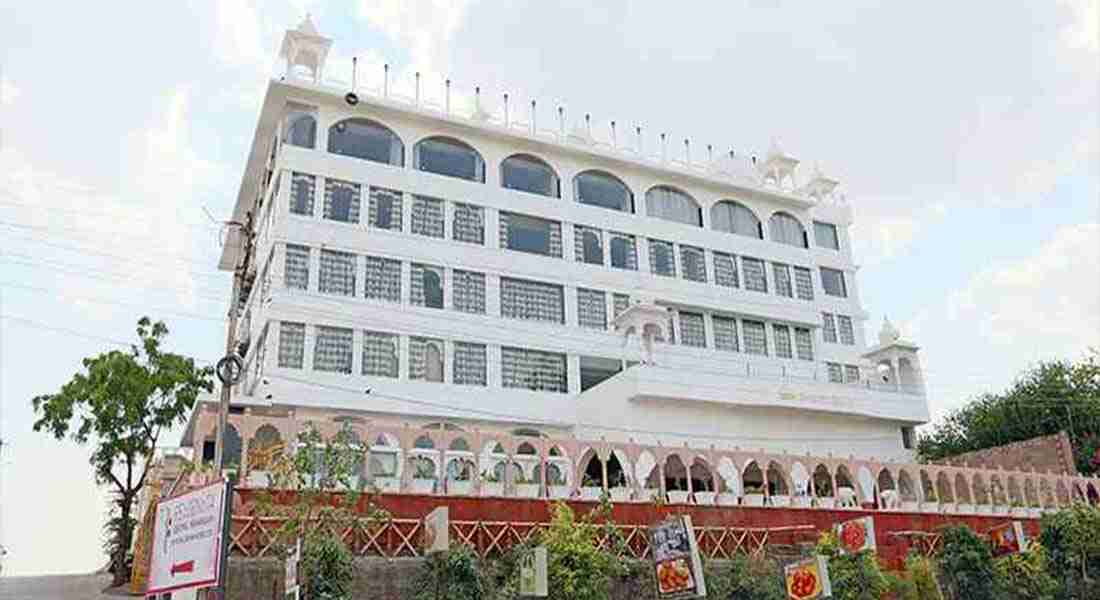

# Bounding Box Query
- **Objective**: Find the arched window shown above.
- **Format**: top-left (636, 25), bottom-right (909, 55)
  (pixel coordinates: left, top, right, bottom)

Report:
top-left (327, 118), bottom-right (404, 166)
top-left (769, 212), bottom-right (809, 248)
top-left (425, 342), bottom-right (443, 382)
top-left (422, 269), bottom-right (443, 309)
top-left (414, 136), bottom-right (485, 182)
top-left (645, 185), bottom-right (701, 227)
top-left (574, 170), bottom-right (633, 213)
top-left (581, 230), bottom-right (603, 264)
top-left (284, 112), bottom-right (317, 149)
top-left (502, 154), bottom-right (560, 197)
top-left (711, 200), bottom-right (762, 238)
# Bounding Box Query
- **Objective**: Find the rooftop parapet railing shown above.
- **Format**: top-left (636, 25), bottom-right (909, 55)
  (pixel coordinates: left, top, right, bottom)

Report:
top-left (281, 65), bottom-right (846, 205)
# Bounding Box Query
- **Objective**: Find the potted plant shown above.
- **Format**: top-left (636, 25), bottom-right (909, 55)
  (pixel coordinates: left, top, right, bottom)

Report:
top-left (1010, 499), bottom-right (1029, 517)
top-left (447, 461), bottom-right (473, 496)
top-left (716, 486), bottom-right (738, 506)
top-left (742, 484), bottom-right (765, 507)
top-left (666, 480), bottom-right (690, 504)
top-left (694, 480), bottom-right (717, 506)
top-left (579, 474), bottom-right (603, 500)
top-left (409, 456), bottom-right (436, 494)
top-left (480, 468), bottom-right (504, 497)
top-left (608, 472), bottom-right (632, 503)
top-left (514, 469), bottom-right (540, 499)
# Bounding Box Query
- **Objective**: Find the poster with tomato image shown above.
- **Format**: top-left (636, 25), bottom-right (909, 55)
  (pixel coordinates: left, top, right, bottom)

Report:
top-left (784, 556), bottom-right (833, 600)
top-left (833, 516), bottom-right (876, 555)
top-left (989, 521), bottom-right (1027, 558)
top-left (648, 515), bottom-right (707, 599)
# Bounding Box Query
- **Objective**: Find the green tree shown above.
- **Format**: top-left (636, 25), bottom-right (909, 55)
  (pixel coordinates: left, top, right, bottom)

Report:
top-left (721, 553), bottom-right (786, 600)
top-left (917, 351), bottom-right (1100, 474)
top-left (255, 422), bottom-right (390, 600)
top-left (415, 544), bottom-right (487, 600)
top-left (993, 544), bottom-right (1056, 600)
top-left (532, 501), bottom-right (626, 600)
top-left (31, 317), bottom-right (213, 585)
top-left (1040, 504), bottom-right (1100, 599)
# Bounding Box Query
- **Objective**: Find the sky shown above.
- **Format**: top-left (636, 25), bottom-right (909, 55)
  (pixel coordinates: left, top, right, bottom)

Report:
top-left (0, 0), bottom-right (1096, 577)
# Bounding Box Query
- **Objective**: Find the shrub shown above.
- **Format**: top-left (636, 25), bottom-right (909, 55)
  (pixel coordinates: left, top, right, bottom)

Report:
top-left (300, 534), bottom-right (355, 600)
top-left (937, 526), bottom-right (996, 600)
top-left (1039, 504), bottom-right (1100, 600)
top-left (815, 532), bottom-right (890, 600)
top-left (415, 544), bottom-right (486, 600)
top-left (720, 553), bottom-right (786, 600)
top-left (993, 544), bottom-right (1056, 600)
top-left (534, 500), bottom-right (626, 600)
top-left (903, 554), bottom-right (943, 600)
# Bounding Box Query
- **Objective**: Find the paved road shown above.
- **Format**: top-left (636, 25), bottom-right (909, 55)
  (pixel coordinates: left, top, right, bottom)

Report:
top-left (0, 573), bottom-right (118, 599)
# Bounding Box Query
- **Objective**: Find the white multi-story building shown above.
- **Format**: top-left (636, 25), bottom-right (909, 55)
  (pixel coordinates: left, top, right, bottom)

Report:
top-left (197, 17), bottom-right (929, 468)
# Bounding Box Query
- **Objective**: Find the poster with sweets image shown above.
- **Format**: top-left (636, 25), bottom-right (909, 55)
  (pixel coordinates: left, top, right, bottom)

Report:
top-left (648, 515), bottom-right (706, 599)
top-left (834, 516), bottom-right (876, 555)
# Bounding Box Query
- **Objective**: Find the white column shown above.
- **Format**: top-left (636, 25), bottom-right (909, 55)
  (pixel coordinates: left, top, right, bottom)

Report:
top-left (351, 330), bottom-right (363, 378)
top-left (314, 176), bottom-right (325, 219)
top-left (488, 344), bottom-right (502, 389)
top-left (353, 254), bottom-right (364, 298)
top-left (398, 335), bottom-right (410, 381)
top-left (443, 339), bottom-right (454, 385)
top-left (304, 324), bottom-right (317, 370)
top-left (637, 238), bottom-right (650, 275)
top-left (486, 274), bottom-right (501, 317)
top-left (309, 246), bottom-right (322, 293)
top-left (486, 209), bottom-right (501, 250)
top-left (400, 190), bottom-right (412, 234)
top-left (703, 313), bottom-right (716, 349)
top-left (401, 261), bottom-right (412, 305)
top-left (442, 267), bottom-right (454, 310)
top-left (444, 200), bottom-right (455, 241)
top-left (564, 286), bottom-right (578, 327)
top-left (562, 223), bottom-right (576, 262)
top-left (567, 355), bottom-right (581, 394)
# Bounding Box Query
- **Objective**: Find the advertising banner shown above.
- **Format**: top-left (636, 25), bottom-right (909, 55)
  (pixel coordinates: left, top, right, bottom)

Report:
top-left (146, 481), bottom-right (230, 596)
top-left (784, 556), bottom-right (833, 600)
top-left (989, 521), bottom-right (1027, 557)
top-left (834, 516), bottom-right (876, 555)
top-left (424, 506), bottom-right (450, 554)
top-left (519, 546), bottom-right (548, 597)
top-left (648, 515), bottom-right (707, 598)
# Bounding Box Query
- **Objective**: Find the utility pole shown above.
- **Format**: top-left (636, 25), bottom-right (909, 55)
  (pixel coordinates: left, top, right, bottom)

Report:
top-left (213, 269), bottom-right (243, 473)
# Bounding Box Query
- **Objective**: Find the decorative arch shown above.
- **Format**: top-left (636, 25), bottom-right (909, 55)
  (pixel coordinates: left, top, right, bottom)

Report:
top-left (636, 451), bottom-right (659, 492)
top-left (284, 111), bottom-right (317, 149)
top-left (501, 153), bottom-right (560, 197)
top-left (766, 461), bottom-right (789, 496)
top-left (836, 465), bottom-right (856, 493)
top-left (857, 466), bottom-right (875, 502)
top-left (574, 170), bottom-right (634, 213)
top-left (990, 475), bottom-right (1007, 505)
top-left (877, 469), bottom-right (896, 493)
top-left (972, 474), bottom-right (990, 505)
top-left (413, 136), bottom-right (485, 182)
top-left (606, 451), bottom-right (630, 489)
top-left (716, 457), bottom-right (740, 497)
top-left (579, 448), bottom-right (604, 488)
top-left (898, 470), bottom-right (918, 502)
top-left (936, 472), bottom-right (955, 503)
top-left (813, 464), bottom-right (834, 498)
top-left (664, 455), bottom-right (689, 492)
top-left (690, 457), bottom-right (716, 494)
top-left (919, 470), bottom-right (935, 502)
top-left (954, 473), bottom-right (972, 504)
top-left (327, 117), bottom-right (404, 165)
top-left (448, 437), bottom-right (470, 452)
top-left (768, 211), bottom-right (809, 248)
top-left (790, 462), bottom-right (811, 497)
top-left (1025, 478), bottom-right (1040, 508)
top-left (742, 461), bottom-right (765, 495)
top-left (1056, 480), bottom-right (1071, 506)
top-left (710, 200), bottom-right (762, 238)
top-left (413, 434), bottom-right (436, 450)
top-left (645, 185), bottom-right (702, 227)
top-left (1007, 476), bottom-right (1024, 506)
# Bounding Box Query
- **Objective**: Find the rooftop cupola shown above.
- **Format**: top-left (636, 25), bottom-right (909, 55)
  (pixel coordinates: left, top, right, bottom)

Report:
top-left (799, 163), bottom-right (840, 202)
top-left (758, 139), bottom-right (800, 191)
top-left (279, 15), bottom-right (333, 84)
top-left (863, 317), bottom-right (925, 394)
top-left (612, 297), bottom-right (671, 365)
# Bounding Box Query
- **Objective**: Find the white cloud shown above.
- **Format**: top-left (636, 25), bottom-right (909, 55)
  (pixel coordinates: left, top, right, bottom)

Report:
top-left (212, 0), bottom-right (266, 69)
top-left (357, 0), bottom-right (475, 75)
top-left (0, 76), bottom-right (19, 106)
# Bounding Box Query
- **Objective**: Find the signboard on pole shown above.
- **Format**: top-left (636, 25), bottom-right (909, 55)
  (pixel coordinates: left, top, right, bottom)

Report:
top-left (285, 538), bottom-right (301, 598)
top-left (834, 516), bottom-right (876, 555)
top-left (648, 515), bottom-right (707, 598)
top-left (146, 480), bottom-right (231, 597)
top-left (784, 556), bottom-right (832, 600)
top-left (424, 506), bottom-right (449, 554)
top-left (519, 546), bottom-right (548, 597)
top-left (989, 521), bottom-right (1027, 557)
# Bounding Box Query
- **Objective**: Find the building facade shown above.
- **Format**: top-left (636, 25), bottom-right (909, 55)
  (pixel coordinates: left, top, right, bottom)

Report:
top-left (191, 17), bottom-right (930, 469)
